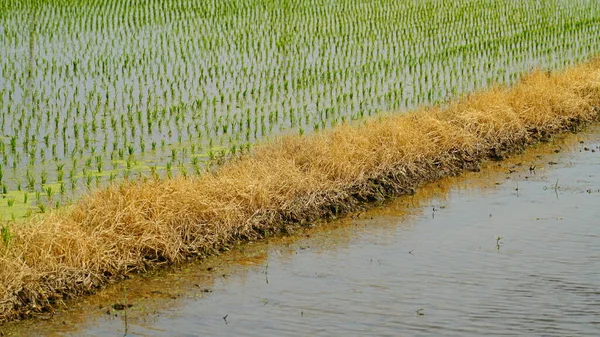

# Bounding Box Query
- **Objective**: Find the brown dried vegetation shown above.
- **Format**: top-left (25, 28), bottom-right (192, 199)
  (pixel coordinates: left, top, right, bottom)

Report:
top-left (1, 58), bottom-right (600, 323)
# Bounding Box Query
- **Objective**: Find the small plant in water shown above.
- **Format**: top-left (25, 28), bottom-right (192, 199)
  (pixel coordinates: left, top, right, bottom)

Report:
top-left (1, 224), bottom-right (12, 246)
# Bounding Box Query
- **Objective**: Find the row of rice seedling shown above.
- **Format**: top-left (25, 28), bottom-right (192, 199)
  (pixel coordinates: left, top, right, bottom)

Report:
top-left (1, 0), bottom-right (600, 220)
top-left (2, 56), bottom-right (600, 323)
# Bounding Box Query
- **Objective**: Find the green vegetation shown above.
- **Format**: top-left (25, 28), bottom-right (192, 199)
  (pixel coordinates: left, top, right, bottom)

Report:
top-left (0, 0), bottom-right (599, 220)
top-left (2, 57), bottom-right (600, 323)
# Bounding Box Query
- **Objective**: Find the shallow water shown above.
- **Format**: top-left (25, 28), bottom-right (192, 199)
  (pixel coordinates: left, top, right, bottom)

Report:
top-left (3, 0), bottom-right (600, 220)
top-left (3, 125), bottom-right (600, 336)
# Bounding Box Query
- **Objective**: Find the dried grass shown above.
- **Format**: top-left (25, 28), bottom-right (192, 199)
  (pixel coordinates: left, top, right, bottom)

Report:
top-left (1, 58), bottom-right (600, 323)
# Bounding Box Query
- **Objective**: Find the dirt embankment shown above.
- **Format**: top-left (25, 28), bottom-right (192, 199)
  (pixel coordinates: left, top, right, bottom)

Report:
top-left (1, 58), bottom-right (600, 323)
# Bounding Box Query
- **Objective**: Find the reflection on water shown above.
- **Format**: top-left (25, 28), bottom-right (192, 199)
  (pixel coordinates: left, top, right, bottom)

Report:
top-left (3, 126), bottom-right (600, 336)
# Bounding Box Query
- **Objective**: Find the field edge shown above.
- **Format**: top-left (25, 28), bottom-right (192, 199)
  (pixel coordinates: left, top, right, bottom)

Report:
top-left (1, 57), bottom-right (600, 324)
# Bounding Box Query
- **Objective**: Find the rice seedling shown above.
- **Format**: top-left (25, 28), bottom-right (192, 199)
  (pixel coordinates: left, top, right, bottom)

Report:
top-left (45, 186), bottom-right (53, 199)
top-left (3, 56), bottom-right (600, 324)
top-left (0, 224), bottom-right (11, 247)
top-left (0, 0), bottom-right (599, 218)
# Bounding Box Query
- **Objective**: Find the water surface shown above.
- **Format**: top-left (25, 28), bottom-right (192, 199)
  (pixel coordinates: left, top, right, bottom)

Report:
top-left (3, 126), bottom-right (600, 336)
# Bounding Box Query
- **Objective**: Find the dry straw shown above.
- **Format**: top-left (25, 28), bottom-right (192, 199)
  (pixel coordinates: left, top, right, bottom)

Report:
top-left (1, 58), bottom-right (600, 323)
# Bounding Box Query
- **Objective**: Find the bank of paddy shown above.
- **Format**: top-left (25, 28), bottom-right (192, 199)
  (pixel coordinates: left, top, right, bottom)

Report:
top-left (3, 121), bottom-right (600, 336)
top-left (1, 58), bottom-right (600, 323)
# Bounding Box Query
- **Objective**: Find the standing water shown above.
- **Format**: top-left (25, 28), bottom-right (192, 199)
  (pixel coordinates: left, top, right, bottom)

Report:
top-left (3, 126), bottom-right (600, 336)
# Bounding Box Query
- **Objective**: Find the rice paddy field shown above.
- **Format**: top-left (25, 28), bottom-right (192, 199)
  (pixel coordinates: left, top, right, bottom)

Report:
top-left (1, 0), bottom-right (600, 221)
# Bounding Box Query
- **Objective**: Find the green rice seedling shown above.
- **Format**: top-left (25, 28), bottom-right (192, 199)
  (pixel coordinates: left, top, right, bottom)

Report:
top-left (166, 162), bottom-right (173, 179)
top-left (41, 169), bottom-right (48, 185)
top-left (1, 224), bottom-right (11, 247)
top-left (9, 137), bottom-right (16, 154)
top-left (26, 171), bottom-right (35, 192)
top-left (45, 186), bottom-right (53, 199)
top-left (86, 174), bottom-right (93, 189)
top-left (0, 0), bottom-right (599, 218)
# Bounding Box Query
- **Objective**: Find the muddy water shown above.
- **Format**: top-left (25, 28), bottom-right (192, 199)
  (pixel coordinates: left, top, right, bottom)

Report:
top-left (3, 126), bottom-right (600, 336)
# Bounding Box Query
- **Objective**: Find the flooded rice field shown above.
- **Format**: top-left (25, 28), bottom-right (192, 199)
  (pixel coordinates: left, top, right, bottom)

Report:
top-left (3, 125), bottom-right (600, 336)
top-left (2, 0), bottom-right (600, 219)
